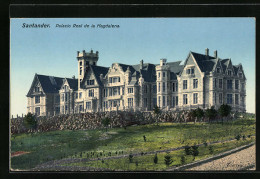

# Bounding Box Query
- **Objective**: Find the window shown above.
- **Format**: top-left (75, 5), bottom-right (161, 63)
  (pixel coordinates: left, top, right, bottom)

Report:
top-left (153, 85), bottom-right (157, 93)
top-left (80, 67), bottom-right (82, 75)
top-left (87, 80), bottom-right (94, 85)
top-left (219, 93), bottom-right (223, 104)
top-left (227, 94), bottom-right (233, 104)
top-left (163, 82), bottom-right (166, 92)
top-left (219, 79), bottom-right (223, 89)
top-left (86, 102), bottom-right (91, 110)
top-left (144, 85), bottom-right (148, 93)
top-left (93, 62), bottom-right (96, 66)
top-left (241, 83), bottom-right (245, 90)
top-left (158, 83), bottom-right (161, 92)
top-left (109, 77), bottom-right (112, 83)
top-left (213, 78), bottom-right (217, 88)
top-left (235, 80), bottom-right (239, 90)
top-left (172, 82), bottom-right (175, 92)
top-left (80, 61), bottom-right (82, 66)
top-left (214, 93), bottom-right (217, 104)
top-left (227, 80), bottom-right (233, 89)
top-left (228, 70), bottom-right (232, 76)
top-left (158, 96), bottom-right (161, 107)
top-left (62, 94), bottom-right (64, 102)
top-left (109, 88), bottom-right (112, 96)
top-left (128, 98), bottom-right (133, 107)
top-left (35, 107), bottom-right (40, 116)
top-left (35, 87), bottom-right (40, 92)
top-left (79, 105), bottom-right (83, 111)
top-left (65, 105), bottom-right (68, 111)
top-left (89, 89), bottom-right (94, 97)
top-left (176, 96), bottom-right (178, 106)
top-left (172, 96), bottom-right (175, 107)
top-left (128, 88), bottom-right (133, 93)
top-left (216, 67), bottom-right (220, 73)
top-left (65, 93), bottom-right (68, 102)
top-left (186, 68), bottom-right (194, 74)
top-left (163, 96), bottom-right (166, 106)
top-left (235, 94), bottom-right (239, 105)
top-left (104, 88), bottom-right (108, 97)
top-left (113, 87), bottom-right (118, 96)
top-left (79, 92), bottom-right (82, 99)
top-left (153, 98), bottom-right (157, 107)
top-left (183, 94), bottom-right (188, 105)
top-left (163, 72), bottom-right (165, 77)
top-left (239, 72), bottom-right (243, 78)
top-left (158, 72), bottom-right (160, 78)
top-left (193, 93), bottom-right (198, 104)
top-left (183, 80), bottom-right (187, 90)
top-left (122, 87), bottom-right (125, 95)
top-left (35, 96), bottom-right (40, 104)
top-left (176, 83), bottom-right (178, 92)
top-left (113, 100), bottom-right (119, 107)
top-left (186, 69), bottom-right (190, 74)
top-left (193, 79), bottom-right (198, 89)
top-left (75, 93), bottom-right (78, 99)
top-left (191, 68), bottom-right (194, 74)
top-left (144, 98), bottom-right (148, 108)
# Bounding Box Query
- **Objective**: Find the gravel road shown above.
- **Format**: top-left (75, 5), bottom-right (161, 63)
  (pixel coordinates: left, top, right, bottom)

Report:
top-left (187, 144), bottom-right (255, 171)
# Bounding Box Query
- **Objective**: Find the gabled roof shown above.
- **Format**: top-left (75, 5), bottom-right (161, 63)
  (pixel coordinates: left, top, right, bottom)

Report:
top-left (117, 63), bottom-right (136, 74)
top-left (66, 78), bottom-right (78, 90)
top-left (167, 61), bottom-right (184, 75)
top-left (220, 59), bottom-right (229, 73)
top-left (27, 74), bottom-right (66, 96)
top-left (36, 74), bottom-right (64, 93)
top-left (190, 52), bottom-right (217, 73)
top-left (90, 65), bottom-right (109, 86)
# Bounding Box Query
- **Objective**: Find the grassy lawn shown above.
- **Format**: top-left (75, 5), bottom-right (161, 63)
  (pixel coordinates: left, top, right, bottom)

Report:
top-left (63, 137), bottom-right (255, 171)
top-left (10, 118), bottom-right (255, 170)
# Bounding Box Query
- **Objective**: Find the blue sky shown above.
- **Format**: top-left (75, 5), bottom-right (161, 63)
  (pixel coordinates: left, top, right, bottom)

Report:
top-left (10, 18), bottom-right (255, 116)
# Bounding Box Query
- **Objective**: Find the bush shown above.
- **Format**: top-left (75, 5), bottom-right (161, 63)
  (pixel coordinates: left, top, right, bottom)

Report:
top-left (129, 154), bottom-right (133, 163)
top-left (235, 134), bottom-right (241, 141)
top-left (180, 155), bottom-right (186, 165)
top-left (209, 145), bottom-right (214, 155)
top-left (153, 153), bottom-right (158, 164)
top-left (164, 153), bottom-right (173, 167)
top-left (23, 112), bottom-right (37, 132)
top-left (184, 146), bottom-right (192, 155)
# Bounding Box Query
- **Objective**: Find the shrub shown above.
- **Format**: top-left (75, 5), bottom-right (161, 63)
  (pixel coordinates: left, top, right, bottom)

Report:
top-left (164, 153), bottom-right (173, 167)
top-left (235, 134), bottom-right (241, 141)
top-left (143, 135), bottom-right (147, 142)
top-left (153, 153), bottom-right (158, 164)
top-left (184, 146), bottom-right (192, 155)
top-left (129, 154), bottom-right (133, 163)
top-left (209, 145), bottom-right (214, 154)
top-left (135, 161), bottom-right (138, 167)
top-left (181, 155), bottom-right (186, 165)
top-left (23, 112), bottom-right (37, 132)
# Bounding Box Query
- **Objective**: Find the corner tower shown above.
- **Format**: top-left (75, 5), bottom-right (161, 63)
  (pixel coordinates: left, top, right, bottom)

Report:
top-left (76, 49), bottom-right (99, 89)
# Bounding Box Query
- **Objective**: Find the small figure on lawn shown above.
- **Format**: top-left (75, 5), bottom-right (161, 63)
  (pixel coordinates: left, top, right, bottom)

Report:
top-left (143, 135), bottom-right (146, 142)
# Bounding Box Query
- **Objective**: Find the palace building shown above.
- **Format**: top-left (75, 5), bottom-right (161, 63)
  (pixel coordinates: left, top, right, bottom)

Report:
top-left (26, 48), bottom-right (246, 116)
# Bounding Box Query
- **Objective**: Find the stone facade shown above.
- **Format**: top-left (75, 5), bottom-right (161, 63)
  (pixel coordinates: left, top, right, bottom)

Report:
top-left (27, 48), bottom-right (246, 116)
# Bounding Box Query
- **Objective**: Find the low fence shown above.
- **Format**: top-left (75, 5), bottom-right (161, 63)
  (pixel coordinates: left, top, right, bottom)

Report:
top-left (10, 110), bottom-right (243, 135)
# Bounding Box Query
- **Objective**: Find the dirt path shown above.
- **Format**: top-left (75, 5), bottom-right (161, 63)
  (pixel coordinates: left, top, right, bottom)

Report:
top-left (187, 144), bottom-right (255, 171)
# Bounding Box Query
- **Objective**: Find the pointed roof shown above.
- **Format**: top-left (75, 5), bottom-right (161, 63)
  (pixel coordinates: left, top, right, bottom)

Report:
top-left (90, 65), bottom-right (109, 85)
top-left (190, 52), bottom-right (217, 73)
top-left (66, 78), bottom-right (78, 90)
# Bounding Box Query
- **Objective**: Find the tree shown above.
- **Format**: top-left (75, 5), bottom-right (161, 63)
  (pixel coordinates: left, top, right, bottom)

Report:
top-left (189, 109), bottom-right (197, 124)
top-left (153, 105), bottom-right (161, 126)
top-left (205, 106), bottom-right (217, 123)
top-left (164, 153), bottom-right (173, 167)
top-left (218, 104), bottom-right (232, 125)
top-left (191, 145), bottom-right (199, 161)
top-left (23, 112), bottom-right (37, 133)
top-left (153, 153), bottom-right (158, 164)
top-left (196, 108), bottom-right (204, 122)
top-left (101, 117), bottom-right (111, 132)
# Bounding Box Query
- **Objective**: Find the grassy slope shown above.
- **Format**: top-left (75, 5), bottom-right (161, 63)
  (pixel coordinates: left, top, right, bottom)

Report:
top-left (11, 118), bottom-right (255, 170)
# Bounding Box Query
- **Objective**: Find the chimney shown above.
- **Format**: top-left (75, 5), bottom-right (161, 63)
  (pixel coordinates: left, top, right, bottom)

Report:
top-left (72, 75), bottom-right (75, 79)
top-left (91, 49), bottom-right (93, 53)
top-left (205, 48), bottom-right (209, 56)
top-left (140, 59), bottom-right (144, 70)
top-left (214, 50), bottom-right (218, 58)
top-left (77, 51), bottom-right (80, 56)
top-left (96, 51), bottom-right (99, 56)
